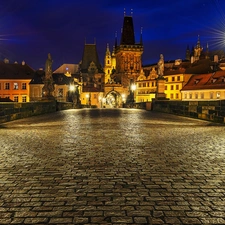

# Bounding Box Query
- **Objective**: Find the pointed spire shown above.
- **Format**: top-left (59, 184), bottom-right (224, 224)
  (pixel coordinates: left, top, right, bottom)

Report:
top-left (140, 27), bottom-right (143, 45)
top-left (124, 8), bottom-right (126, 16)
top-left (197, 35), bottom-right (200, 48)
top-left (115, 31), bottom-right (117, 48)
top-left (131, 9), bottom-right (133, 16)
top-left (120, 14), bottom-right (135, 45)
top-left (106, 43), bottom-right (110, 54)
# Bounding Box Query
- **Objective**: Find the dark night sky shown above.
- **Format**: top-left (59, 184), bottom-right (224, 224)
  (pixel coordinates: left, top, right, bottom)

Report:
top-left (0, 0), bottom-right (225, 70)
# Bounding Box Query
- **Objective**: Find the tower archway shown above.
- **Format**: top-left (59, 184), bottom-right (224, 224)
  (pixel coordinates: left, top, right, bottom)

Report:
top-left (104, 90), bottom-right (124, 108)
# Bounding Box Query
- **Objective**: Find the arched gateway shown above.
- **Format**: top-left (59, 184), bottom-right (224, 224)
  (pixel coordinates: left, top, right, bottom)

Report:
top-left (104, 90), bottom-right (125, 108)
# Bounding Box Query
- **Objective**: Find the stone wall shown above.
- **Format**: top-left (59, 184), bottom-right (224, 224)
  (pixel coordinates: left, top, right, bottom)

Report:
top-left (0, 101), bottom-right (74, 124)
top-left (152, 100), bottom-right (225, 123)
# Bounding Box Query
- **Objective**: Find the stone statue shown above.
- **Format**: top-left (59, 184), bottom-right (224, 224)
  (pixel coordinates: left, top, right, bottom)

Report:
top-left (42, 53), bottom-right (54, 99)
top-left (157, 54), bottom-right (164, 77)
top-left (45, 53), bottom-right (53, 79)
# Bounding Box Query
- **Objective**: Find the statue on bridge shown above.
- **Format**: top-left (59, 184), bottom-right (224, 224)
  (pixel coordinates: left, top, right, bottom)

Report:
top-left (42, 53), bottom-right (55, 100)
top-left (157, 54), bottom-right (164, 77)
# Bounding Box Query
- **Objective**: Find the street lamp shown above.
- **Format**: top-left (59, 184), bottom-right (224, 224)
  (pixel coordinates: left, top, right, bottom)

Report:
top-left (131, 83), bottom-right (136, 103)
top-left (86, 93), bottom-right (89, 106)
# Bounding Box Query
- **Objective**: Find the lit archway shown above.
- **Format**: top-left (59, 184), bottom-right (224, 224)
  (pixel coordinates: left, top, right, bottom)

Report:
top-left (104, 91), bottom-right (124, 108)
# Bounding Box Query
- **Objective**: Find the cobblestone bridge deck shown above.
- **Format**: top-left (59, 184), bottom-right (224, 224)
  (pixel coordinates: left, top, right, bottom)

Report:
top-left (0, 109), bottom-right (224, 224)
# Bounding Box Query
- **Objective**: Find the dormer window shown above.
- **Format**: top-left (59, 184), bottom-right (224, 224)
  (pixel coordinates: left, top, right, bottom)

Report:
top-left (211, 78), bottom-right (217, 83)
top-left (222, 77), bottom-right (225, 82)
top-left (195, 79), bottom-right (200, 84)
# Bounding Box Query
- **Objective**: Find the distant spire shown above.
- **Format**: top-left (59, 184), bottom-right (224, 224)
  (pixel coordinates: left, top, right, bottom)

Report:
top-left (106, 43), bottom-right (110, 53)
top-left (197, 35), bottom-right (200, 48)
top-left (115, 31), bottom-right (117, 48)
top-left (124, 8), bottom-right (126, 16)
top-left (131, 9), bottom-right (133, 16)
top-left (140, 27), bottom-right (143, 45)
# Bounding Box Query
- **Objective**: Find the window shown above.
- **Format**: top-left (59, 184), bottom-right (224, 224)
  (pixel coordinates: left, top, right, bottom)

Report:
top-left (189, 93), bottom-right (192, 99)
top-left (172, 77), bottom-right (175, 81)
top-left (22, 96), bottom-right (27, 102)
top-left (13, 82), bottom-right (19, 90)
top-left (4, 83), bottom-right (10, 90)
top-left (170, 94), bottom-right (174, 99)
top-left (147, 82), bottom-right (149, 87)
top-left (176, 93), bottom-right (179, 99)
top-left (165, 86), bottom-right (167, 90)
top-left (195, 93), bottom-right (198, 99)
top-left (151, 82), bottom-right (154, 87)
top-left (200, 93), bottom-right (204, 99)
top-left (171, 85), bottom-right (174, 90)
top-left (210, 92), bottom-right (213, 99)
top-left (14, 96), bottom-right (19, 102)
top-left (143, 83), bottom-right (146, 87)
top-left (177, 76), bottom-right (180, 81)
top-left (184, 93), bottom-right (187, 99)
top-left (176, 85), bottom-right (179, 90)
top-left (21, 83), bottom-right (27, 90)
top-left (217, 92), bottom-right (220, 99)
top-left (58, 89), bottom-right (63, 97)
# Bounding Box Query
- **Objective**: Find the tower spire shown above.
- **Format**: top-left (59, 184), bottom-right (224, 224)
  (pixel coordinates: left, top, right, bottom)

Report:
top-left (115, 31), bottom-right (117, 48)
top-left (140, 27), bottom-right (143, 45)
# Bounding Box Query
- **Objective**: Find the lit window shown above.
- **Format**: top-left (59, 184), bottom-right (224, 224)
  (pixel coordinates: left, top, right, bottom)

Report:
top-left (195, 93), bottom-right (198, 99)
top-left (200, 93), bottom-right (204, 99)
top-left (210, 92), bottom-right (213, 99)
top-left (165, 86), bottom-right (167, 90)
top-left (13, 83), bottom-right (19, 90)
top-left (217, 92), bottom-right (220, 99)
top-left (170, 94), bottom-right (174, 99)
top-left (176, 85), bottom-right (179, 90)
top-left (5, 83), bottom-right (10, 90)
top-left (184, 93), bottom-right (187, 99)
top-left (22, 83), bottom-right (27, 90)
top-left (22, 96), bottom-right (27, 102)
top-left (171, 85), bottom-right (174, 90)
top-left (58, 89), bottom-right (63, 97)
top-left (176, 93), bottom-right (179, 99)
top-left (189, 93), bottom-right (192, 99)
top-left (14, 96), bottom-right (19, 102)
top-left (172, 77), bottom-right (175, 81)
top-left (177, 76), bottom-right (180, 81)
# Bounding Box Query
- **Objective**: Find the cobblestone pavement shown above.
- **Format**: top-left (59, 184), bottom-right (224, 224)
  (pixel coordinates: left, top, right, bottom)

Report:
top-left (0, 108), bottom-right (225, 225)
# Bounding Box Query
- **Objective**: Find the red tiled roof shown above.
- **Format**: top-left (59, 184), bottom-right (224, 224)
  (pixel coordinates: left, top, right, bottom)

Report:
top-left (182, 71), bottom-right (225, 90)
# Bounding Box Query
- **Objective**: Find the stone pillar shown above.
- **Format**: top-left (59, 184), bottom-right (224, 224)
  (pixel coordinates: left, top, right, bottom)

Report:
top-left (156, 77), bottom-right (166, 99)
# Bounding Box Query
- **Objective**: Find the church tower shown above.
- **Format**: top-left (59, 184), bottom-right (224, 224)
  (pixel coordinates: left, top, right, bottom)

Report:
top-left (104, 43), bottom-right (112, 84)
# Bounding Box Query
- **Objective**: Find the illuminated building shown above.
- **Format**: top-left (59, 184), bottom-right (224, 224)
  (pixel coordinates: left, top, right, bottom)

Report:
top-left (103, 12), bottom-right (143, 107)
top-left (0, 59), bottom-right (34, 102)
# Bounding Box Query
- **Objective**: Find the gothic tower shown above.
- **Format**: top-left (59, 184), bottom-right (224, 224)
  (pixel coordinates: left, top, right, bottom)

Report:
top-left (104, 44), bottom-right (116, 84)
top-left (114, 12), bottom-right (143, 87)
